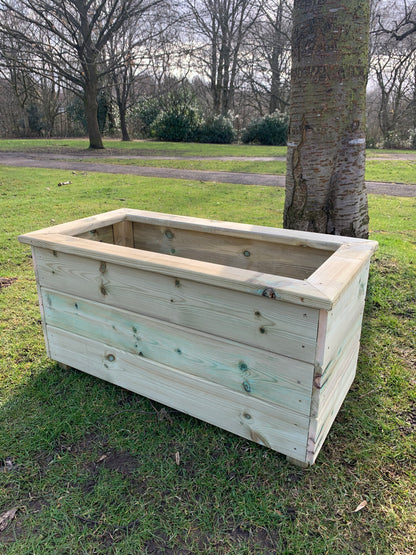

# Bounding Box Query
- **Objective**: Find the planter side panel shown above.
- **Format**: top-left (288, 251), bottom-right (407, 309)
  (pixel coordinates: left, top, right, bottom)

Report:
top-left (41, 289), bottom-right (314, 415)
top-left (33, 248), bottom-right (320, 364)
top-left (45, 325), bottom-right (309, 461)
top-left (307, 260), bottom-right (371, 464)
top-left (132, 222), bottom-right (331, 279)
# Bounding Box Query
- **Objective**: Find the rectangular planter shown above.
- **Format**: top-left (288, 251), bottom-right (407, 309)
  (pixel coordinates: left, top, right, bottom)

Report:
top-left (19, 209), bottom-right (377, 465)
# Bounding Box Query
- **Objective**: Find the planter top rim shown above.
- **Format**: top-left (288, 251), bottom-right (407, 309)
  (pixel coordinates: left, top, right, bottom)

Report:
top-left (19, 208), bottom-right (378, 310)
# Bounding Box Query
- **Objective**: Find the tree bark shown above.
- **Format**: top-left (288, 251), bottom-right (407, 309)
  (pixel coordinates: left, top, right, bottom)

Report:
top-left (284, 0), bottom-right (370, 238)
top-left (120, 107), bottom-right (131, 141)
top-left (84, 66), bottom-right (104, 150)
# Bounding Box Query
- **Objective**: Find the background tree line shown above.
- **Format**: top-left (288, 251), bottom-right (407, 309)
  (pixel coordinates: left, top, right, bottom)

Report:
top-left (0, 0), bottom-right (414, 148)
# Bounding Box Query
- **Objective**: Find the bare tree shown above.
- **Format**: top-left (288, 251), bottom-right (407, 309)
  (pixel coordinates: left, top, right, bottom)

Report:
top-left (0, 0), bottom-right (165, 148)
top-left (185, 0), bottom-right (263, 116)
top-left (284, 0), bottom-right (370, 238)
top-left (376, 0), bottom-right (416, 40)
top-left (0, 18), bottom-right (38, 135)
top-left (369, 0), bottom-right (416, 146)
top-left (106, 7), bottom-right (181, 141)
top-left (243, 0), bottom-right (292, 115)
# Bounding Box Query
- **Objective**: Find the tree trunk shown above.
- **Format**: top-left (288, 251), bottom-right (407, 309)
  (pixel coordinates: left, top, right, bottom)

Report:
top-left (84, 67), bottom-right (104, 149)
top-left (284, 0), bottom-right (370, 238)
top-left (119, 106), bottom-right (130, 141)
top-left (269, 2), bottom-right (284, 114)
top-left (269, 44), bottom-right (282, 114)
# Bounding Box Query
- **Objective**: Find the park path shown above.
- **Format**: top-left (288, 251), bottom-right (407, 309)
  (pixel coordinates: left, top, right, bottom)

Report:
top-left (0, 150), bottom-right (415, 197)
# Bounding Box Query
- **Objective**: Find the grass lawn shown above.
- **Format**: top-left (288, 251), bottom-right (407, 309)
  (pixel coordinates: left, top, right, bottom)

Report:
top-left (0, 166), bottom-right (415, 553)
top-left (1, 139), bottom-right (415, 184)
top-left (0, 138), bottom-right (287, 158)
top-left (82, 157), bottom-right (416, 185)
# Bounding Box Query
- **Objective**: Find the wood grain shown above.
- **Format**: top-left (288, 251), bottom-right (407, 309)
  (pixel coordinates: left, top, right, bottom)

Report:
top-left (46, 325), bottom-right (310, 461)
top-left (75, 225), bottom-right (114, 244)
top-left (133, 221), bottom-right (330, 279)
top-left (19, 209), bottom-right (378, 465)
top-left (21, 233), bottom-right (333, 309)
top-left (34, 248), bottom-right (320, 363)
top-left (42, 288), bottom-right (314, 414)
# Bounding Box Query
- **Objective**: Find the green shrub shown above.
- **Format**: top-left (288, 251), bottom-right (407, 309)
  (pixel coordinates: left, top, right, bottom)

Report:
top-left (151, 107), bottom-right (201, 142)
top-left (131, 96), bottom-right (162, 138)
top-left (198, 114), bottom-right (235, 144)
top-left (241, 111), bottom-right (288, 145)
top-left (150, 90), bottom-right (201, 142)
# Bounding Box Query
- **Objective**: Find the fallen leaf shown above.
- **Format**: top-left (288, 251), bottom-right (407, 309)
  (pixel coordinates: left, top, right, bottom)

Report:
top-left (0, 507), bottom-right (18, 532)
top-left (97, 454), bottom-right (107, 463)
top-left (353, 500), bottom-right (368, 512)
top-left (175, 452), bottom-right (180, 465)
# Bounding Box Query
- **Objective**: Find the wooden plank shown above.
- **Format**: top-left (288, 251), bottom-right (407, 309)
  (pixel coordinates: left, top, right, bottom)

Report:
top-left (30, 248), bottom-right (51, 358)
top-left (75, 225), bottom-right (114, 244)
top-left (46, 325), bottom-right (309, 461)
top-left (42, 288), bottom-right (314, 414)
top-left (124, 209), bottom-right (365, 250)
top-left (19, 209), bottom-right (128, 240)
top-left (308, 243), bottom-right (377, 306)
top-left (113, 220), bottom-right (134, 247)
top-left (33, 248), bottom-right (320, 363)
top-left (319, 260), bottom-right (370, 370)
top-left (306, 328), bottom-right (362, 464)
top-left (132, 222), bottom-right (331, 280)
top-left (317, 329), bottom-right (361, 419)
top-left (19, 209), bottom-right (377, 310)
top-left (21, 235), bottom-right (332, 309)
top-left (19, 207), bottom-right (376, 252)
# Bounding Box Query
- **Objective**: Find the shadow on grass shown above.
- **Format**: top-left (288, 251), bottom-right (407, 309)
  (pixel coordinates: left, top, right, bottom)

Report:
top-left (1, 300), bottom-right (414, 554)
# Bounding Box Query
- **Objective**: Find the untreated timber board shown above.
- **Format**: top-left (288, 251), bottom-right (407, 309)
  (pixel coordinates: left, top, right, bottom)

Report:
top-left (41, 288), bottom-right (314, 414)
top-left (46, 325), bottom-right (310, 461)
top-left (132, 222), bottom-right (331, 279)
top-left (33, 248), bottom-right (320, 363)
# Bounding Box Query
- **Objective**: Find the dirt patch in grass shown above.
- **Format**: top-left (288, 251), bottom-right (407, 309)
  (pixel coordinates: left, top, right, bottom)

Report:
top-left (142, 524), bottom-right (285, 554)
top-left (54, 431), bottom-right (140, 476)
top-left (0, 277), bottom-right (17, 289)
top-left (399, 403), bottom-right (416, 435)
top-left (95, 450), bottom-right (139, 475)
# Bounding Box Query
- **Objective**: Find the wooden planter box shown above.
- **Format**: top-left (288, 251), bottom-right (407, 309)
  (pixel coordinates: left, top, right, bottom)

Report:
top-left (19, 209), bottom-right (377, 465)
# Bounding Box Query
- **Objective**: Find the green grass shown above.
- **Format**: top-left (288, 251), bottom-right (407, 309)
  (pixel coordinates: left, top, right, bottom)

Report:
top-left (366, 148), bottom-right (416, 157)
top-left (365, 160), bottom-right (416, 184)
top-left (1, 139), bottom-right (415, 183)
top-left (1, 165), bottom-right (415, 553)
top-left (0, 138), bottom-right (287, 157)
top-left (85, 157), bottom-right (288, 175)
top-left (83, 157), bottom-right (416, 184)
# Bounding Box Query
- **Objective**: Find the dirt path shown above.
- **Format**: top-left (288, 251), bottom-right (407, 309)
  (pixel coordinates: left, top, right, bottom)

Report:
top-left (0, 150), bottom-right (415, 197)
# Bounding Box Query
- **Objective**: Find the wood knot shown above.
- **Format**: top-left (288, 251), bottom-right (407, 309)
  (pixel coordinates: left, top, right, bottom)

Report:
top-left (262, 288), bottom-right (276, 299)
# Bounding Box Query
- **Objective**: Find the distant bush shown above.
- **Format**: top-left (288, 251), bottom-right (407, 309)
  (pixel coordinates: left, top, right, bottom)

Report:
top-left (150, 89), bottom-right (202, 142)
top-left (27, 104), bottom-right (45, 136)
top-left (66, 97), bottom-right (88, 135)
top-left (151, 106), bottom-right (201, 142)
top-left (131, 96), bottom-right (162, 138)
top-left (241, 111), bottom-right (288, 145)
top-left (198, 114), bottom-right (235, 144)
top-left (132, 90), bottom-right (236, 143)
